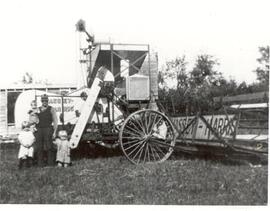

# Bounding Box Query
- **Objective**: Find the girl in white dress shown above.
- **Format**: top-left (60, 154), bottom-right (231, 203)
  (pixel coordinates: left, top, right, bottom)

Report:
top-left (53, 130), bottom-right (71, 167)
top-left (18, 121), bottom-right (36, 169)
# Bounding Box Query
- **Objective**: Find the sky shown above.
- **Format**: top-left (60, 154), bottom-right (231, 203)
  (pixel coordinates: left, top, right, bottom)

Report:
top-left (0, 0), bottom-right (269, 87)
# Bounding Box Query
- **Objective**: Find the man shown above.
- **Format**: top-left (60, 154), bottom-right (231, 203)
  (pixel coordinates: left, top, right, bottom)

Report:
top-left (36, 94), bottom-right (58, 167)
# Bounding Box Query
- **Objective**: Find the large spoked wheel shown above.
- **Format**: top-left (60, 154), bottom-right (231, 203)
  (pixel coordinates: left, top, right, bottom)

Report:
top-left (119, 109), bottom-right (176, 165)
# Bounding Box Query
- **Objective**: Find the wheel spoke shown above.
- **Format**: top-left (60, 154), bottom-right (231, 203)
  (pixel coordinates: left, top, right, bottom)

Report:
top-left (150, 143), bottom-right (161, 161)
top-left (133, 142), bottom-right (146, 163)
top-left (150, 116), bottom-right (163, 135)
top-left (152, 142), bottom-right (166, 157)
top-left (123, 129), bottom-right (141, 138)
top-left (149, 113), bottom-right (157, 133)
top-left (145, 111), bottom-right (152, 134)
top-left (130, 116), bottom-right (146, 135)
top-left (154, 117), bottom-right (164, 130)
top-left (142, 111), bottom-right (148, 134)
top-left (122, 138), bottom-right (143, 145)
top-left (143, 143), bottom-right (150, 163)
top-left (125, 124), bottom-right (144, 137)
top-left (148, 143), bottom-right (157, 162)
top-left (127, 140), bottom-right (145, 157)
top-left (146, 143), bottom-right (151, 162)
top-left (124, 139), bottom-right (143, 151)
top-left (136, 142), bottom-right (146, 164)
top-left (150, 139), bottom-right (167, 156)
top-left (135, 115), bottom-right (147, 134)
top-left (128, 119), bottom-right (144, 135)
top-left (146, 112), bottom-right (153, 134)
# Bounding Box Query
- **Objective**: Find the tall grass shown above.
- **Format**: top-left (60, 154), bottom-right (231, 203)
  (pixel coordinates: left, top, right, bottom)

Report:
top-left (0, 143), bottom-right (267, 204)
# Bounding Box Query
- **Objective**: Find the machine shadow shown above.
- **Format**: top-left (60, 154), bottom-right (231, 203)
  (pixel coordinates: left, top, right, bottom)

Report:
top-left (171, 146), bottom-right (268, 166)
top-left (70, 142), bottom-right (123, 161)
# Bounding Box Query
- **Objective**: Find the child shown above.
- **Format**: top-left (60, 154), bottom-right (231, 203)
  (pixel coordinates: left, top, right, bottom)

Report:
top-left (28, 100), bottom-right (39, 131)
top-left (18, 121), bottom-right (36, 169)
top-left (53, 130), bottom-right (71, 167)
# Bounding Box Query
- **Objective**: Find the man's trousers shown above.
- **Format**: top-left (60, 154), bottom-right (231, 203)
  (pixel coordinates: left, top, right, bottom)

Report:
top-left (35, 127), bottom-right (54, 166)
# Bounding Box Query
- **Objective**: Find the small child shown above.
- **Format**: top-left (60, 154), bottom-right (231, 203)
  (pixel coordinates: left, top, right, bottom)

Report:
top-left (53, 130), bottom-right (71, 167)
top-left (28, 100), bottom-right (39, 132)
top-left (18, 121), bottom-right (36, 169)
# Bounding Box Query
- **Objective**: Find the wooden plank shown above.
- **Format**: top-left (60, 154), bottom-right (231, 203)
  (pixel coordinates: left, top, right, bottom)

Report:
top-left (238, 126), bottom-right (268, 129)
top-left (213, 92), bottom-right (269, 103)
top-left (69, 78), bottom-right (102, 149)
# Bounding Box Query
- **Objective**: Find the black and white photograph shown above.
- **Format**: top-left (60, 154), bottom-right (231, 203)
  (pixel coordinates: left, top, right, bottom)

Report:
top-left (0, 0), bottom-right (269, 207)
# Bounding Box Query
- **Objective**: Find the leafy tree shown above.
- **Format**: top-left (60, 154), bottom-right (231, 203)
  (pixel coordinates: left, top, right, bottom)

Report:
top-left (254, 46), bottom-right (269, 85)
top-left (158, 54), bottom-right (222, 114)
top-left (211, 78), bottom-right (238, 96)
top-left (158, 50), bottom-right (269, 115)
top-left (189, 55), bottom-right (219, 86)
top-left (158, 56), bottom-right (191, 114)
top-left (187, 55), bottom-right (220, 112)
top-left (158, 70), bottom-right (165, 87)
top-left (161, 56), bottom-right (188, 89)
top-left (19, 72), bottom-right (52, 85)
top-left (247, 82), bottom-right (269, 93)
top-left (22, 72), bottom-right (33, 84)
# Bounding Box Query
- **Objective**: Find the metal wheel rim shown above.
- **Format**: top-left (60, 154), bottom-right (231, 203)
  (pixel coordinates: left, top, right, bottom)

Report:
top-left (119, 109), bottom-right (176, 165)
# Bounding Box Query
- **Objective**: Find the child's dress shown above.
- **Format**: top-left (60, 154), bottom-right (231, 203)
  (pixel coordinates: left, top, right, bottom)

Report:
top-left (18, 130), bottom-right (35, 159)
top-left (54, 138), bottom-right (71, 164)
top-left (28, 109), bottom-right (39, 131)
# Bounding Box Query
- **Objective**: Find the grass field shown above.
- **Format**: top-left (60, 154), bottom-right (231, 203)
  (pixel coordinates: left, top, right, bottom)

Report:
top-left (0, 143), bottom-right (268, 205)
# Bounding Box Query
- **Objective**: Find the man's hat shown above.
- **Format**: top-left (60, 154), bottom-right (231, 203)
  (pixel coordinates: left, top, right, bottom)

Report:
top-left (41, 94), bottom-right (49, 101)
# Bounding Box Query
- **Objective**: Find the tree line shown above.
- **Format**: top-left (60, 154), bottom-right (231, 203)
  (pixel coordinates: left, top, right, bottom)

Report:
top-left (158, 46), bottom-right (269, 115)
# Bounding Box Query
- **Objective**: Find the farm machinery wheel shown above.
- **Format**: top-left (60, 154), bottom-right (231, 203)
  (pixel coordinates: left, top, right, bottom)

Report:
top-left (119, 109), bottom-right (176, 164)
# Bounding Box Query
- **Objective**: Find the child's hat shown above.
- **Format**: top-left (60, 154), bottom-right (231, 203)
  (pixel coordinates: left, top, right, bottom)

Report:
top-left (58, 130), bottom-right (68, 138)
top-left (21, 121), bottom-right (30, 129)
